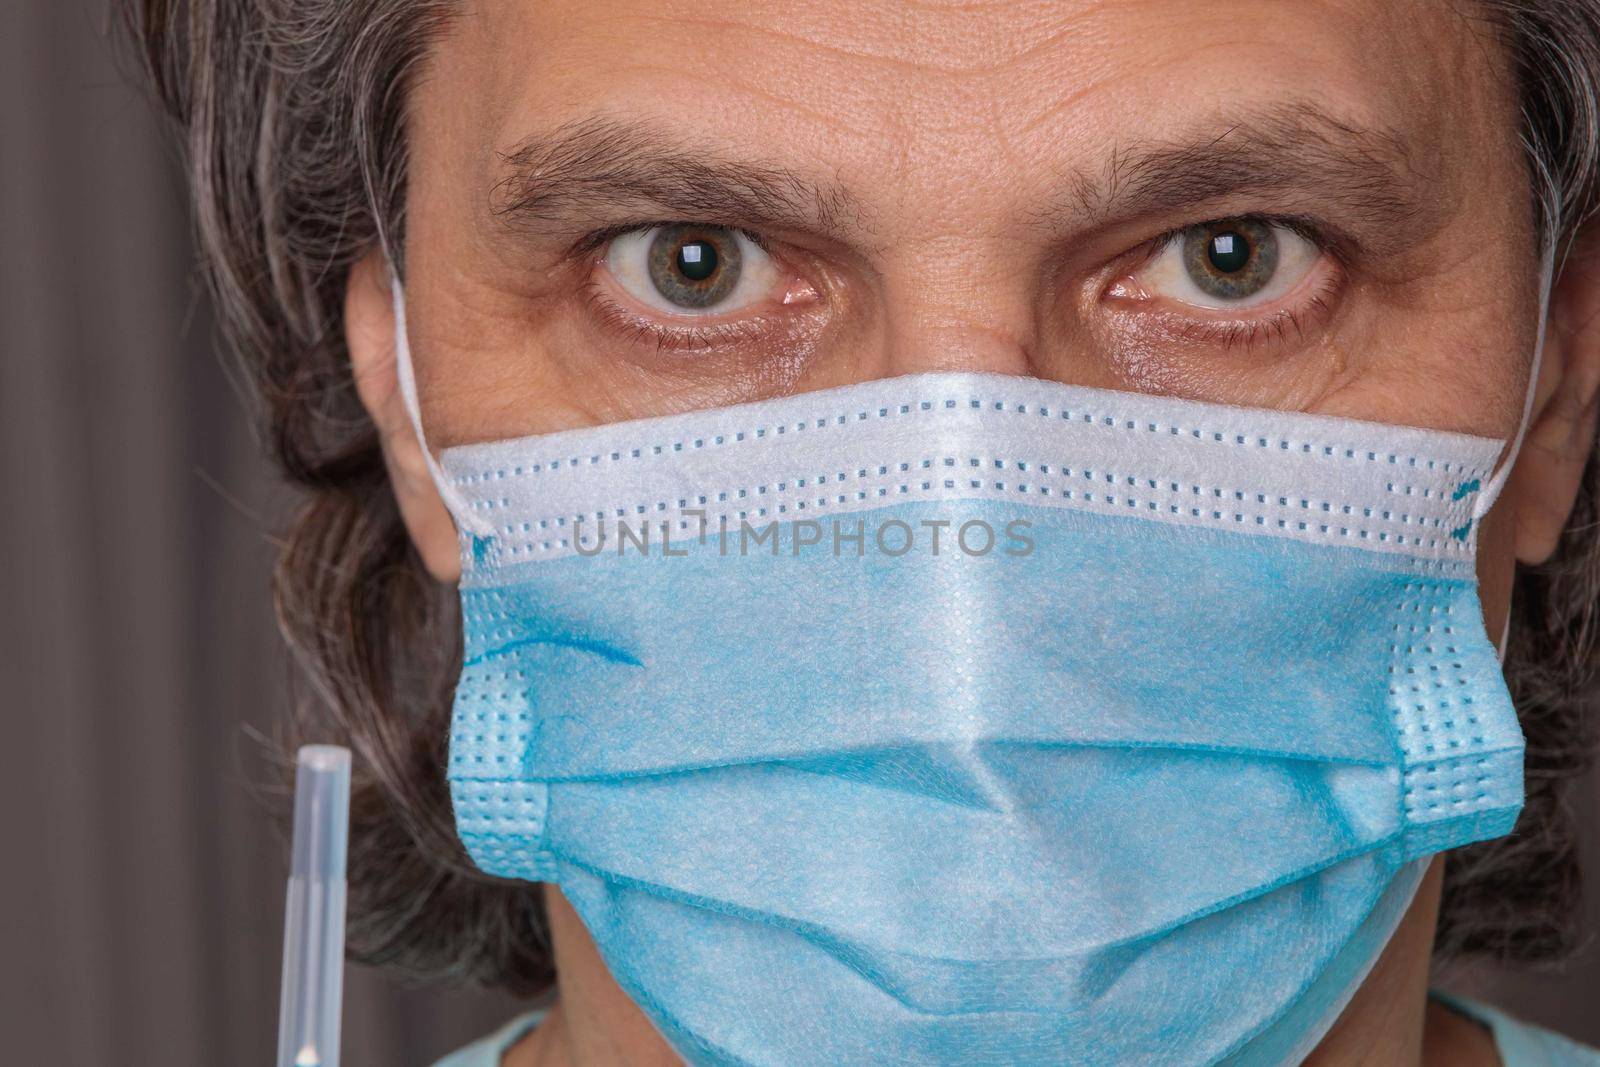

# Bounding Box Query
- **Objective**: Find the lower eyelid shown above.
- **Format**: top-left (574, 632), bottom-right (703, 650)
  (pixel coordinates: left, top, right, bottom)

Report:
top-left (1113, 266), bottom-right (1343, 350)
top-left (581, 277), bottom-right (788, 353)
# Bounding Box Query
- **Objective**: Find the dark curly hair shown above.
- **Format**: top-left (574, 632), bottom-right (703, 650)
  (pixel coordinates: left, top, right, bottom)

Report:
top-left (121, 0), bottom-right (1600, 995)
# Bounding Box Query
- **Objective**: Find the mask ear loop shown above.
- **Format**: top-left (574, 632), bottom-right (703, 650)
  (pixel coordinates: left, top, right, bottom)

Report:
top-left (1473, 241), bottom-right (1560, 525)
top-left (1480, 235), bottom-right (1561, 663)
top-left (389, 272), bottom-right (497, 538)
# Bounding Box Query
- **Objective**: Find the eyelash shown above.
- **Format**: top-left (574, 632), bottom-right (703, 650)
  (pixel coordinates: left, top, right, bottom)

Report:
top-left (580, 274), bottom-right (779, 354)
top-left (579, 213), bottom-right (1348, 353)
top-left (573, 221), bottom-right (777, 260)
top-left (1148, 213), bottom-right (1341, 258)
top-left (1176, 285), bottom-right (1339, 351)
top-left (1136, 213), bottom-right (1347, 293)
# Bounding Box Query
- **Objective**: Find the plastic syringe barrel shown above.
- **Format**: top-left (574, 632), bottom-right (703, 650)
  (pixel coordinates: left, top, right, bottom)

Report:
top-left (277, 745), bottom-right (351, 1067)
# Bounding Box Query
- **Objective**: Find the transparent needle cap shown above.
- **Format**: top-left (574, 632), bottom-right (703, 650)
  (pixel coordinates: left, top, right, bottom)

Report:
top-left (277, 745), bottom-right (351, 1067)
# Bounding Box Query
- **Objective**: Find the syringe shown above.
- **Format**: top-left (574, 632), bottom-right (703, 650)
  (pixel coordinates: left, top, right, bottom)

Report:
top-left (276, 745), bottom-right (351, 1067)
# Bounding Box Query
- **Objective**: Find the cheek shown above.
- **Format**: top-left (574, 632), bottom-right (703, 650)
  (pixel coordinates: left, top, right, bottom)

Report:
top-left (1294, 262), bottom-right (1535, 439)
top-left (1077, 322), bottom-right (1353, 412)
top-left (409, 281), bottom-right (606, 445)
top-left (1473, 496), bottom-right (1519, 651)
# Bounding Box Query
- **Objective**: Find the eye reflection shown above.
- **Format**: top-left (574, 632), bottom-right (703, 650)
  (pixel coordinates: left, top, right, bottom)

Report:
top-left (648, 225), bottom-right (740, 307)
top-left (1184, 219), bottom-right (1280, 299)
top-left (604, 224), bottom-right (779, 315)
top-left (1130, 217), bottom-right (1321, 310)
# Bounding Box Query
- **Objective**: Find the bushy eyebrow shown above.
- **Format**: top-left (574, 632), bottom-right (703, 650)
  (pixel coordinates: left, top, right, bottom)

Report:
top-left (491, 115), bottom-right (860, 237)
top-left (1060, 102), bottom-right (1442, 248)
top-left (490, 103), bottom-right (1442, 251)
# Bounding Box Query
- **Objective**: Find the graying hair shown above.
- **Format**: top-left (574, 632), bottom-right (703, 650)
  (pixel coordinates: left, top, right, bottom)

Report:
top-left (122, 0), bottom-right (1600, 991)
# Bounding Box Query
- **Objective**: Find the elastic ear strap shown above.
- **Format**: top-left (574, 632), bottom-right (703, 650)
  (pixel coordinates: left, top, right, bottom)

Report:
top-left (389, 275), bottom-right (496, 537)
top-left (1495, 607), bottom-right (1513, 665)
top-left (1483, 238), bottom-right (1557, 667)
top-left (1472, 238), bottom-right (1561, 520)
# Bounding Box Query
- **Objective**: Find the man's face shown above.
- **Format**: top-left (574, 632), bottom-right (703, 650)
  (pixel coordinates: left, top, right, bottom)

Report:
top-left (374, 5), bottom-right (1567, 1049)
top-left (400, 0), bottom-right (1534, 450)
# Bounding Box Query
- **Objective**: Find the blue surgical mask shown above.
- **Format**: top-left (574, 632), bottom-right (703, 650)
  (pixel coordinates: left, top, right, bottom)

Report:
top-left (392, 277), bottom-right (1544, 1065)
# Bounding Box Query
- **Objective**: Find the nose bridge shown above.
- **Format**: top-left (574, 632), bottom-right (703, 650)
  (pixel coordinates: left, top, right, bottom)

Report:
top-left (874, 227), bottom-right (1042, 377)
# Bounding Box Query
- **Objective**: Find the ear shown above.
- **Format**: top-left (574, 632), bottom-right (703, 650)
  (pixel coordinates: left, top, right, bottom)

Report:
top-left (345, 250), bottom-right (463, 582)
top-left (1509, 226), bottom-right (1600, 566)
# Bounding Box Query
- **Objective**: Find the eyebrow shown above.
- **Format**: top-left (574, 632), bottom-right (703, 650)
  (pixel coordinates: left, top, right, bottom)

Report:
top-left (491, 115), bottom-right (860, 238)
top-left (490, 103), bottom-right (1443, 252)
top-left (1061, 102), bottom-right (1443, 249)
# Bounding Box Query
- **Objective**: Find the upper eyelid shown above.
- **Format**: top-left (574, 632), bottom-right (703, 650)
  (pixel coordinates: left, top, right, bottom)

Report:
top-left (1131, 214), bottom-right (1350, 285)
top-left (1151, 214), bottom-right (1332, 252)
top-left (582, 221), bottom-right (773, 256)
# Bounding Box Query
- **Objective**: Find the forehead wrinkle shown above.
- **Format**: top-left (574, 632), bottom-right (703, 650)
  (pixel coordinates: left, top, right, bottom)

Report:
top-left (489, 114), bottom-right (866, 237)
top-left (611, 7), bottom-right (1095, 79)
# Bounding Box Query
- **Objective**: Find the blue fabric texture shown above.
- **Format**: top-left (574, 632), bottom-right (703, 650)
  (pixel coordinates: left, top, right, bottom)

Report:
top-left (436, 373), bottom-right (1525, 1066)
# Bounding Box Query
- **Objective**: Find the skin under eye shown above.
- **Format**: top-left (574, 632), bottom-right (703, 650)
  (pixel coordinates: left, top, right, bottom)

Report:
top-left (603, 224), bottom-right (783, 316)
top-left (1121, 217), bottom-right (1325, 310)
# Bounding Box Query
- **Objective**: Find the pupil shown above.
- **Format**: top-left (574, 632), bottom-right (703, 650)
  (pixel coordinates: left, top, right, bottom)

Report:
top-left (676, 241), bottom-right (719, 282)
top-left (1206, 232), bottom-right (1251, 274)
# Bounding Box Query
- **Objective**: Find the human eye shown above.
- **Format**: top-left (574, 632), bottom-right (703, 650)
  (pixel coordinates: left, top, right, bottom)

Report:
top-left (583, 223), bottom-right (821, 356)
top-left (1103, 216), bottom-right (1342, 348)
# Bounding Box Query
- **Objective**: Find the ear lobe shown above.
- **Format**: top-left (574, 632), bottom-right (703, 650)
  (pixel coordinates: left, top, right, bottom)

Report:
top-left (1510, 229), bottom-right (1600, 566)
top-left (344, 251), bottom-right (463, 582)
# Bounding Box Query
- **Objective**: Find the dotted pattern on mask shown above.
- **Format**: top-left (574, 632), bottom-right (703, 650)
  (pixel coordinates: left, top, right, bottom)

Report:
top-left (448, 661), bottom-right (562, 882)
top-left (1388, 571), bottom-right (1524, 857)
top-left (462, 450), bottom-right (1485, 567)
top-left (448, 658), bottom-right (537, 778)
top-left (449, 776), bottom-right (556, 882)
top-left (447, 394), bottom-right (1488, 490)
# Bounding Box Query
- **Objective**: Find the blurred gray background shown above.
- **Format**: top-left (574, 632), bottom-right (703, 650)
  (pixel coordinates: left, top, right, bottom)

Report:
top-left (1, 2), bottom-right (1596, 1064)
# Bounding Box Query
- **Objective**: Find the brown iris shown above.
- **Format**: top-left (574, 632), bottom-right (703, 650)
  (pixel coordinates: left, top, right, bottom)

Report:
top-left (646, 225), bottom-right (744, 309)
top-left (1181, 218), bottom-right (1279, 300)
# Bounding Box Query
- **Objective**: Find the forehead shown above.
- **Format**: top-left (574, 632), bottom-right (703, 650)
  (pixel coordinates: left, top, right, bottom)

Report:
top-left (422, 0), bottom-right (1509, 203)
